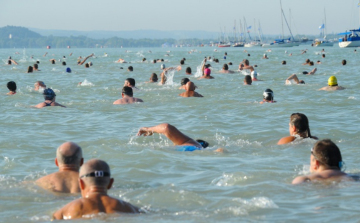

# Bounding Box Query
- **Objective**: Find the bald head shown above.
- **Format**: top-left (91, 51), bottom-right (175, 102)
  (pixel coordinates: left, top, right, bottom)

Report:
top-left (80, 159), bottom-right (111, 187)
top-left (185, 81), bottom-right (195, 91)
top-left (56, 142), bottom-right (82, 165)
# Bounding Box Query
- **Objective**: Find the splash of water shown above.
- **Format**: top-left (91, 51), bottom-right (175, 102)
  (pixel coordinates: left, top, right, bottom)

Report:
top-left (194, 60), bottom-right (206, 78)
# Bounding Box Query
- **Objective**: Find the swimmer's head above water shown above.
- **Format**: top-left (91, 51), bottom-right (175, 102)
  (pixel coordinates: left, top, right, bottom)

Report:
top-left (328, 76), bottom-right (338, 86)
top-left (263, 89), bottom-right (274, 101)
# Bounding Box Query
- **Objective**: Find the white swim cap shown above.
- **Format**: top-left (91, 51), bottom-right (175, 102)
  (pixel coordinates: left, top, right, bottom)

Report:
top-left (160, 64), bottom-right (165, 69)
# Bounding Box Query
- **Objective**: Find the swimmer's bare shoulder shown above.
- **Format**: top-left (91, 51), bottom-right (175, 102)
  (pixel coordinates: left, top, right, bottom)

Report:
top-left (277, 136), bottom-right (296, 145)
top-left (53, 196), bottom-right (140, 220)
top-left (292, 172), bottom-right (352, 185)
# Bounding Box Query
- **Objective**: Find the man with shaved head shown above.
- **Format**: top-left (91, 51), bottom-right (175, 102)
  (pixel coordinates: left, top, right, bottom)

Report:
top-left (36, 142), bottom-right (83, 193)
top-left (179, 81), bottom-right (203, 97)
top-left (52, 159), bottom-right (140, 220)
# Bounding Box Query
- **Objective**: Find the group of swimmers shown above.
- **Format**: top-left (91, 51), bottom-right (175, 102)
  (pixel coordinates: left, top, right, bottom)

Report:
top-left (4, 48), bottom-right (353, 219)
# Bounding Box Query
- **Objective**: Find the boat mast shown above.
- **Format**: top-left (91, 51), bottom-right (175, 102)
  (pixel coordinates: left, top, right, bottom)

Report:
top-left (234, 20), bottom-right (237, 42)
top-left (280, 0), bottom-right (295, 41)
top-left (280, 0), bottom-right (284, 39)
top-left (324, 8), bottom-right (327, 38)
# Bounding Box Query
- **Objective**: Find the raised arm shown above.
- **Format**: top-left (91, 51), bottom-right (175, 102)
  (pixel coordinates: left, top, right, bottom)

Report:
top-left (78, 54), bottom-right (94, 65)
top-left (137, 123), bottom-right (194, 146)
top-left (286, 74), bottom-right (300, 84)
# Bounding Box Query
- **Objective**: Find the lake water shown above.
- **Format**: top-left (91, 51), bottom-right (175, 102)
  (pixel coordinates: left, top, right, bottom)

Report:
top-left (1, 45), bottom-right (360, 222)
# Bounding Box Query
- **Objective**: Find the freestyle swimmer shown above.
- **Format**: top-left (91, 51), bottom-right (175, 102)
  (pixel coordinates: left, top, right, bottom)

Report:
top-left (52, 159), bottom-right (140, 220)
top-left (36, 142), bottom-right (83, 193)
top-left (137, 123), bottom-right (209, 151)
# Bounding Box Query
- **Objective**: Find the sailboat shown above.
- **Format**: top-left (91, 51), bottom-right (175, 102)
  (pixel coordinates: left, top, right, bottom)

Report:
top-left (262, 0), bottom-right (295, 48)
top-left (338, 1), bottom-right (360, 47)
top-left (313, 9), bottom-right (334, 47)
top-left (218, 26), bottom-right (231, 47)
top-left (233, 19), bottom-right (244, 47)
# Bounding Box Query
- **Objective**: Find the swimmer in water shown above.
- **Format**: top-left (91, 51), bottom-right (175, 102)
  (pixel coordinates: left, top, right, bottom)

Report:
top-left (292, 139), bottom-right (352, 184)
top-left (319, 76), bottom-right (345, 91)
top-left (239, 59), bottom-right (259, 81)
top-left (27, 66), bottom-right (33, 73)
top-left (146, 73), bottom-right (158, 83)
top-left (124, 78), bottom-right (139, 90)
top-left (285, 74), bottom-right (305, 85)
top-left (128, 66), bottom-right (133, 72)
top-left (159, 64), bottom-right (181, 85)
top-left (219, 64), bottom-right (234, 73)
top-left (199, 64), bottom-right (214, 79)
top-left (34, 81), bottom-right (46, 91)
top-left (262, 54), bottom-right (269, 59)
top-left (244, 75), bottom-right (252, 85)
top-left (277, 113), bottom-right (318, 145)
top-left (52, 159), bottom-right (140, 220)
top-left (6, 81), bottom-right (17, 95)
top-left (36, 142), bottom-right (83, 193)
top-left (185, 67), bottom-right (192, 75)
top-left (78, 54), bottom-right (94, 65)
top-left (113, 86), bottom-right (143, 104)
top-left (33, 63), bottom-right (40, 71)
top-left (137, 123), bottom-right (209, 151)
top-left (34, 88), bottom-right (66, 108)
top-left (7, 58), bottom-right (18, 65)
top-left (116, 58), bottom-right (127, 63)
top-left (302, 59), bottom-right (310, 65)
top-left (260, 89), bottom-right (276, 104)
top-left (179, 78), bottom-right (190, 89)
top-left (49, 59), bottom-right (56, 64)
top-left (179, 81), bottom-right (203, 97)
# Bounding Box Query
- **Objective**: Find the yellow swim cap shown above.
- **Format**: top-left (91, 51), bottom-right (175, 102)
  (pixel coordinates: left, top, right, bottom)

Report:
top-left (328, 76), bottom-right (337, 86)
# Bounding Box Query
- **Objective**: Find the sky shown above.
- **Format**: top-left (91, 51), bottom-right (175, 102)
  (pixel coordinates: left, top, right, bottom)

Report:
top-left (1, 0), bottom-right (360, 36)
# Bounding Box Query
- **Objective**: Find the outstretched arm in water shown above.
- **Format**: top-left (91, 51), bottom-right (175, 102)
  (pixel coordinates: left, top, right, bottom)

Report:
top-left (137, 123), bottom-right (196, 146)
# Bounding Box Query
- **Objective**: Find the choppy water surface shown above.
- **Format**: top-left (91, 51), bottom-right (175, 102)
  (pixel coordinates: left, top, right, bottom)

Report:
top-left (0, 46), bottom-right (360, 222)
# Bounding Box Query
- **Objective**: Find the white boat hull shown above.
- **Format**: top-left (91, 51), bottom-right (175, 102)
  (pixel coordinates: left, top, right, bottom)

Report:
top-left (339, 41), bottom-right (360, 48)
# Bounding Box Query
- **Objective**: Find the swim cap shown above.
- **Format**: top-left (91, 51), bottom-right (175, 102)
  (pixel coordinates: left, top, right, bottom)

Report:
top-left (160, 64), bottom-right (165, 69)
top-left (263, 89), bottom-right (274, 101)
top-left (66, 67), bottom-right (71, 73)
top-left (204, 68), bottom-right (211, 76)
top-left (43, 88), bottom-right (56, 100)
top-left (251, 71), bottom-right (258, 79)
top-left (328, 76), bottom-right (337, 86)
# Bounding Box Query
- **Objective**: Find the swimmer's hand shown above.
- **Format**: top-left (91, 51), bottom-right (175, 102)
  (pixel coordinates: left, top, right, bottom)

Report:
top-left (137, 128), bottom-right (153, 136)
top-left (176, 66), bottom-right (182, 71)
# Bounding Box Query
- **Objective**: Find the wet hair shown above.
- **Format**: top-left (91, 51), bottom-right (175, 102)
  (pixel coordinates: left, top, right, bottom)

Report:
top-left (228, 62), bottom-right (232, 65)
top-left (43, 88), bottom-right (56, 100)
top-left (215, 59), bottom-right (219, 63)
top-left (150, 73), bottom-right (158, 82)
top-left (181, 78), bottom-right (190, 86)
top-left (342, 59), bottom-right (347, 65)
top-left (62, 61), bottom-right (66, 66)
top-left (290, 113), bottom-right (312, 138)
top-left (128, 66), bottom-right (133, 71)
top-left (305, 59), bottom-right (310, 63)
top-left (7, 60), bottom-right (11, 65)
top-left (122, 86), bottom-right (133, 97)
top-left (33, 64), bottom-right (38, 70)
top-left (302, 71), bottom-right (308, 75)
top-left (36, 60), bottom-right (40, 64)
top-left (7, 81), bottom-right (16, 92)
top-left (247, 54), bottom-right (250, 57)
top-left (224, 52), bottom-right (227, 55)
top-left (312, 139), bottom-right (342, 170)
top-left (263, 89), bottom-right (273, 101)
top-left (161, 59), bottom-right (164, 62)
top-left (282, 60), bottom-right (286, 65)
top-left (244, 75), bottom-right (252, 85)
top-left (309, 61), bottom-right (314, 66)
top-left (85, 63), bottom-right (90, 68)
top-left (185, 67), bottom-right (191, 74)
top-left (126, 78), bottom-right (135, 87)
top-left (196, 139), bottom-right (209, 148)
top-left (153, 59), bottom-right (157, 63)
top-left (180, 60), bottom-right (185, 65)
top-left (299, 80), bottom-right (305, 84)
top-left (142, 58), bottom-right (146, 62)
top-left (182, 58), bottom-right (186, 61)
top-left (322, 54), bottom-right (325, 58)
top-left (244, 59), bottom-right (249, 66)
top-left (51, 60), bottom-right (55, 64)
top-left (223, 64), bottom-right (229, 70)
top-left (27, 66), bottom-right (33, 73)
